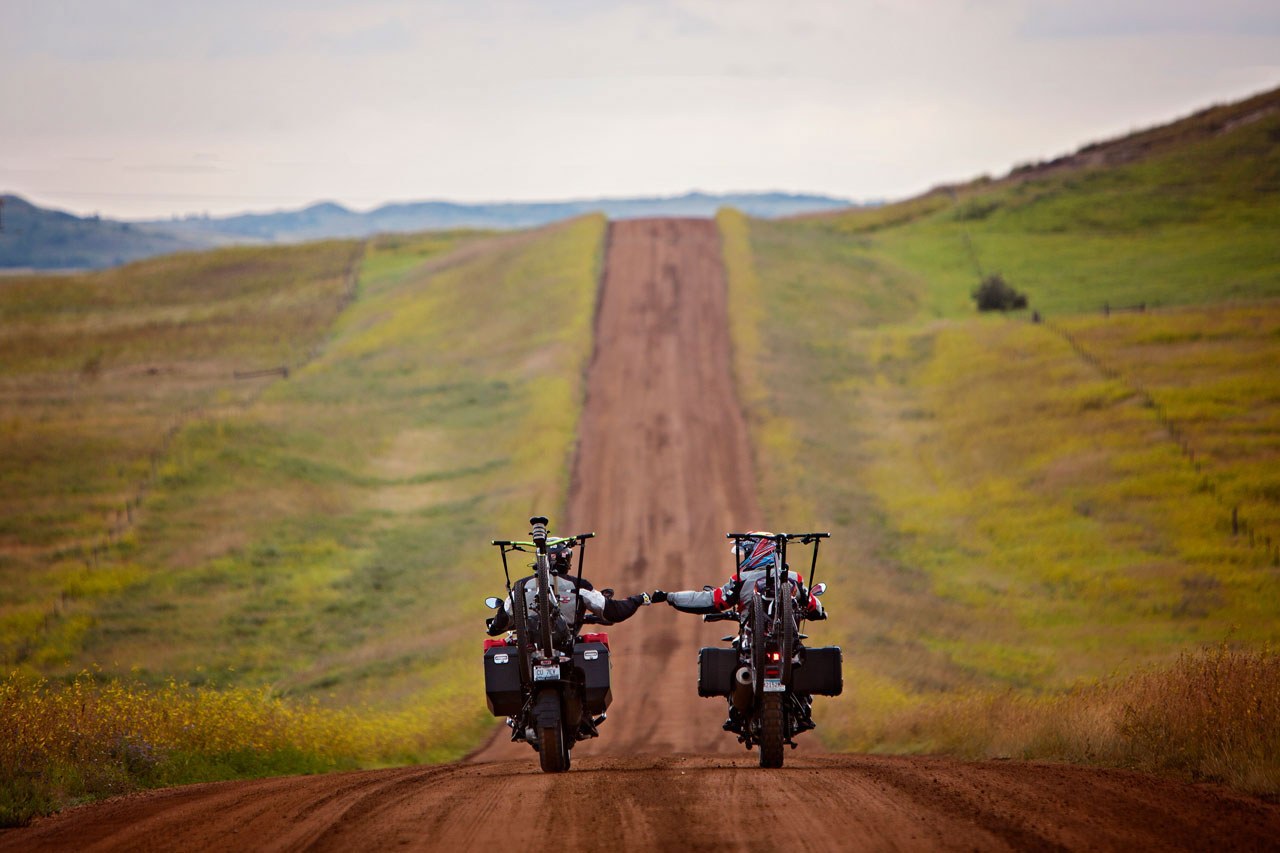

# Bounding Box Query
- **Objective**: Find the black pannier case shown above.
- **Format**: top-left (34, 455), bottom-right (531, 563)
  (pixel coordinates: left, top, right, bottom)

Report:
top-left (792, 646), bottom-right (843, 696)
top-left (573, 641), bottom-right (612, 714)
top-left (483, 645), bottom-right (524, 716)
top-left (698, 647), bottom-right (738, 697)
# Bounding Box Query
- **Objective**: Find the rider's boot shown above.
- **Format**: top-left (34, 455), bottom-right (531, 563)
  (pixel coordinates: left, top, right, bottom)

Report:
top-left (722, 706), bottom-right (744, 734)
top-left (793, 694), bottom-right (816, 732)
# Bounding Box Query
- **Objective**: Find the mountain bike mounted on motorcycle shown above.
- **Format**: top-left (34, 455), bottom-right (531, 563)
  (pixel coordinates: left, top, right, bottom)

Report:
top-left (481, 516), bottom-right (656, 773)
top-left (664, 531), bottom-right (842, 768)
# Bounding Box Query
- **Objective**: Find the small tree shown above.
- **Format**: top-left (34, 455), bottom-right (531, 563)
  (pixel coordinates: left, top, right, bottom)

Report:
top-left (972, 273), bottom-right (1028, 312)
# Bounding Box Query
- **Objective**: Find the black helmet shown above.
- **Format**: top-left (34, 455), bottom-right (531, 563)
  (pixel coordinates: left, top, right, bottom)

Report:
top-left (548, 543), bottom-right (573, 574)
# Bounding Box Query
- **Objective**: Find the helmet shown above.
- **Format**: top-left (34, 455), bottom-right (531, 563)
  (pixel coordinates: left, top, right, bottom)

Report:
top-left (734, 531), bottom-right (777, 572)
top-left (548, 543), bottom-right (573, 574)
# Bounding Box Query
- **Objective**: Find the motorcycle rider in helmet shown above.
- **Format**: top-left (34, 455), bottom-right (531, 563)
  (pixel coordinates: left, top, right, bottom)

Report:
top-left (485, 542), bottom-right (660, 640)
top-left (654, 531), bottom-right (826, 734)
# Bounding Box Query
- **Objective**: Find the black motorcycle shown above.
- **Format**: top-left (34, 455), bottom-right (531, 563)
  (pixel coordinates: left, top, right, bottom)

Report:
top-left (697, 532), bottom-right (842, 768)
top-left (481, 516), bottom-right (611, 773)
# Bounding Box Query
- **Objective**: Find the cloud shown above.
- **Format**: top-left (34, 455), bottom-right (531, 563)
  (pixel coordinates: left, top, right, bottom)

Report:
top-left (314, 18), bottom-right (417, 56)
top-left (1020, 0), bottom-right (1280, 39)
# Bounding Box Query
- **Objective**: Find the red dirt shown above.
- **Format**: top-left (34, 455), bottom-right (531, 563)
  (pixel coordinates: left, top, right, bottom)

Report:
top-left (5, 218), bottom-right (1279, 851)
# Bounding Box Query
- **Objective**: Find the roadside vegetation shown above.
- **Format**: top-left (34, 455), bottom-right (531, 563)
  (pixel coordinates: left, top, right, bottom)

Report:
top-left (719, 88), bottom-right (1280, 795)
top-left (0, 217), bottom-right (605, 823)
top-left (0, 671), bottom-right (470, 826)
top-left (1, 241), bottom-right (364, 670)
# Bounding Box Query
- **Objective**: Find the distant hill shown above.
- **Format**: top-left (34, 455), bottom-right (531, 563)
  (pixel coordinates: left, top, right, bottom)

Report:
top-left (0, 195), bottom-right (216, 270)
top-left (143, 191), bottom-right (855, 243)
top-left (907, 85), bottom-right (1279, 212)
top-left (0, 191), bottom-right (853, 270)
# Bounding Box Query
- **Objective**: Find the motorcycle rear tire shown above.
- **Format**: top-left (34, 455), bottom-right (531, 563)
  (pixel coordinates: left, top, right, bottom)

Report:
top-left (538, 722), bottom-right (570, 773)
top-left (759, 693), bottom-right (784, 768)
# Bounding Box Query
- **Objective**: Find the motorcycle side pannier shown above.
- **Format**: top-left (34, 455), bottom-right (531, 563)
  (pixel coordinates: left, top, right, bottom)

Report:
top-left (573, 640), bottom-right (612, 714)
top-left (697, 647), bottom-right (738, 697)
top-left (483, 643), bottom-right (524, 716)
top-left (792, 646), bottom-right (842, 696)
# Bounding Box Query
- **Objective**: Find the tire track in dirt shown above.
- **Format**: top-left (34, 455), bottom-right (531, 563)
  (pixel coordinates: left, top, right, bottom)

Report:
top-left (6, 218), bottom-right (1280, 852)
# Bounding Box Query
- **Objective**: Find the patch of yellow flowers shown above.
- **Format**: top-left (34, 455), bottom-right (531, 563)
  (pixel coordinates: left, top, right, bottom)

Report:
top-left (0, 671), bottom-right (479, 825)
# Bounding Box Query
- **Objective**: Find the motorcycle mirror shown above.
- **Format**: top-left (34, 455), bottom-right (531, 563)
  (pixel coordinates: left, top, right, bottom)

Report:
top-left (484, 596), bottom-right (503, 609)
top-left (811, 583), bottom-right (827, 597)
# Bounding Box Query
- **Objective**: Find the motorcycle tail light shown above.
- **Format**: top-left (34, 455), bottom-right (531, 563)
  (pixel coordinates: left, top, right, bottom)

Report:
top-left (768, 651), bottom-right (781, 662)
top-left (765, 666), bottom-right (781, 678)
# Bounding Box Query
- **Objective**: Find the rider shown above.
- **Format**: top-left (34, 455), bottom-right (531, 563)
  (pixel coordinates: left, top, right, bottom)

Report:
top-left (661, 531), bottom-right (826, 620)
top-left (486, 541), bottom-right (659, 639)
top-left (658, 531), bottom-right (826, 734)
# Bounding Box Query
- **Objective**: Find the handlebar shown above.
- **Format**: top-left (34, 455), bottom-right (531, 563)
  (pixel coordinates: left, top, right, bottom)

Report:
top-left (725, 531), bottom-right (830, 543)
top-left (491, 532), bottom-right (596, 550)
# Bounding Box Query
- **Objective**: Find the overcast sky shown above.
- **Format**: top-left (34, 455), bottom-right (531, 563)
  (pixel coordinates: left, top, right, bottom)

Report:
top-left (3, 0), bottom-right (1278, 219)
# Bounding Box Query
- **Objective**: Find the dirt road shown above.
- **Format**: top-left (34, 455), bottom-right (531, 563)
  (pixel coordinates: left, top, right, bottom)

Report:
top-left (6, 219), bottom-right (1279, 851)
top-left (473, 217), bottom-right (761, 762)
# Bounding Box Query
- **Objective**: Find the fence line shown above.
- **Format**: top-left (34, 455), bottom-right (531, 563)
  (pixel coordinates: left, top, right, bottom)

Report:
top-left (1041, 316), bottom-right (1278, 568)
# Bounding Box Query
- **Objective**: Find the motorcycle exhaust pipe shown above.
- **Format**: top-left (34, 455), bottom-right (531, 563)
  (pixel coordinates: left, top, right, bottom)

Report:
top-left (732, 668), bottom-right (753, 713)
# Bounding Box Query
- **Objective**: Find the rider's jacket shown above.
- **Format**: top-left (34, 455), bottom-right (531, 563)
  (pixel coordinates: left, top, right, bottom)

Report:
top-left (486, 574), bottom-right (646, 636)
top-left (667, 568), bottom-right (826, 619)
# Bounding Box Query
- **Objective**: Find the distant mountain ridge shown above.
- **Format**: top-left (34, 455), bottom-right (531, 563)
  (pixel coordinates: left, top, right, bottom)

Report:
top-left (0, 191), bottom-right (853, 269)
top-left (0, 194), bottom-right (214, 271)
top-left (142, 191), bottom-right (855, 243)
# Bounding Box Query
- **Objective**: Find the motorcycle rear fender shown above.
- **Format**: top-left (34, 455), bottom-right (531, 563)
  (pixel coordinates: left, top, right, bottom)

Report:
top-left (532, 688), bottom-right (562, 728)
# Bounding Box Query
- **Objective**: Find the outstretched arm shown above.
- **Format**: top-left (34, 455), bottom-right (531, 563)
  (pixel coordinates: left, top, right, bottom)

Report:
top-left (666, 577), bottom-right (741, 614)
top-left (580, 588), bottom-right (652, 623)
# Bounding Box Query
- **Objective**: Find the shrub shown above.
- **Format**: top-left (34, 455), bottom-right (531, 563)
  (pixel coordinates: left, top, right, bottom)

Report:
top-left (972, 273), bottom-right (1029, 312)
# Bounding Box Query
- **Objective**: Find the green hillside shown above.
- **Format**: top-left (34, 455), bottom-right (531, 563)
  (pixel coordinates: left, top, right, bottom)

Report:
top-left (2, 218), bottom-right (605, 822)
top-left (720, 87), bottom-right (1280, 779)
top-left (2, 217), bottom-right (603, 697)
top-left (810, 86), bottom-right (1280, 317)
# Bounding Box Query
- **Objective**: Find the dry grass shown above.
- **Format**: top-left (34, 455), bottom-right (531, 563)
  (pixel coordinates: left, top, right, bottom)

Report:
top-left (858, 643), bottom-right (1280, 797)
top-left (0, 669), bottom-right (483, 826)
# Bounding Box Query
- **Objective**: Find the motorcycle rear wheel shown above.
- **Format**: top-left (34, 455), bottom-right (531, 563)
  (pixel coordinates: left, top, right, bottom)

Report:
top-left (538, 722), bottom-right (570, 773)
top-left (759, 693), bottom-right (784, 768)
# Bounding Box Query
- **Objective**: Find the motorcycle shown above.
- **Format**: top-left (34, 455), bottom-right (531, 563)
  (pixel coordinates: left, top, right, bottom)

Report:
top-left (481, 515), bottom-right (611, 773)
top-left (697, 532), bottom-right (843, 768)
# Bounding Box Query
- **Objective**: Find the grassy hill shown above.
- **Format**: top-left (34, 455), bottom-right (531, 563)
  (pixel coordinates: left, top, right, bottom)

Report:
top-left (1, 219), bottom-right (604, 821)
top-left (1, 216), bottom-right (602, 695)
top-left (3, 85), bottom-right (1278, 820)
top-left (720, 85), bottom-right (1280, 785)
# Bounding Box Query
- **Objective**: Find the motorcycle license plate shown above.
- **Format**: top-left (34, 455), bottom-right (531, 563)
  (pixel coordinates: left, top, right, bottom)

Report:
top-left (533, 664), bottom-right (561, 682)
top-left (763, 678), bottom-right (785, 693)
